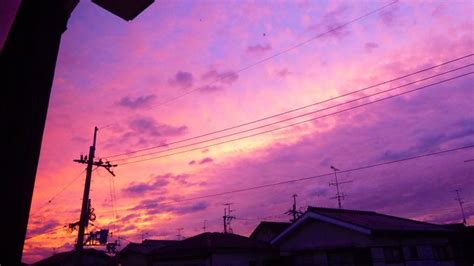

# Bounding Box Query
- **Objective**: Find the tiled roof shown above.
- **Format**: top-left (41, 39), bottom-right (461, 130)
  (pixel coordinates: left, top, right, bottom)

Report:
top-left (151, 232), bottom-right (274, 257)
top-left (118, 239), bottom-right (178, 255)
top-left (32, 249), bottom-right (114, 265)
top-left (307, 207), bottom-right (452, 233)
top-left (250, 221), bottom-right (291, 239)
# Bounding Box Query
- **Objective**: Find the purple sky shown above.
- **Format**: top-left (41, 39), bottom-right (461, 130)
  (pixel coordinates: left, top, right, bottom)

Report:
top-left (4, 0), bottom-right (472, 263)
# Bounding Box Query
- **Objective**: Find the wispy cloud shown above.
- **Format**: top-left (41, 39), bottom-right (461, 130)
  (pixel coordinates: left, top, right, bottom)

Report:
top-left (122, 174), bottom-right (170, 196)
top-left (118, 94), bottom-right (156, 109)
top-left (168, 71), bottom-right (194, 89)
top-left (201, 69), bottom-right (239, 85)
top-left (246, 43), bottom-right (272, 54)
top-left (199, 157), bottom-right (214, 165)
top-left (132, 197), bottom-right (209, 215)
top-left (364, 42), bottom-right (379, 53)
top-left (128, 116), bottom-right (188, 138)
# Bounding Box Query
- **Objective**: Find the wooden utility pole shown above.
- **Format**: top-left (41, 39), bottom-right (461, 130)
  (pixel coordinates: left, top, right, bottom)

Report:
top-left (0, 1), bottom-right (152, 263)
top-left (74, 127), bottom-right (116, 259)
top-left (76, 127), bottom-right (98, 254)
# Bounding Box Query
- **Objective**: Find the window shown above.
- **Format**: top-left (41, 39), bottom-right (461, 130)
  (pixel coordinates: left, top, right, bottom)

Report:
top-left (407, 246), bottom-right (418, 259)
top-left (383, 247), bottom-right (404, 263)
top-left (433, 245), bottom-right (453, 261)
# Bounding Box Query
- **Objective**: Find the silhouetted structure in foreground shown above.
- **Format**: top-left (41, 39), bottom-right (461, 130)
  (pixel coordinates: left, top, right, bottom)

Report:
top-left (116, 239), bottom-right (178, 266)
top-left (270, 207), bottom-right (459, 266)
top-left (1, 1), bottom-right (78, 263)
top-left (250, 221), bottom-right (291, 243)
top-left (35, 207), bottom-right (474, 266)
top-left (1, 0), bottom-right (154, 264)
top-left (149, 232), bottom-right (280, 266)
top-left (32, 249), bottom-right (114, 266)
top-left (444, 223), bottom-right (474, 266)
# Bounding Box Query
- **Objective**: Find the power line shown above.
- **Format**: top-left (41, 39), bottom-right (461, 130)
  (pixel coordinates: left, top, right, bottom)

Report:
top-left (150, 1), bottom-right (399, 107)
top-left (26, 183), bottom-right (474, 241)
top-left (104, 54), bottom-right (473, 160)
top-left (117, 71), bottom-right (473, 166)
top-left (25, 225), bottom-right (68, 241)
top-left (99, 0), bottom-right (399, 130)
top-left (96, 144), bottom-right (474, 214)
top-left (29, 169), bottom-right (87, 219)
top-left (236, 213), bottom-right (288, 221)
top-left (26, 200), bottom-right (474, 241)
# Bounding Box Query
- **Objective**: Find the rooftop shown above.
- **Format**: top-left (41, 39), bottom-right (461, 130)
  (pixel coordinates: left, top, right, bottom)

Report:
top-left (307, 206), bottom-right (452, 234)
top-left (118, 239), bottom-right (178, 256)
top-left (151, 232), bottom-right (275, 258)
top-left (250, 221), bottom-right (291, 239)
top-left (32, 249), bottom-right (113, 266)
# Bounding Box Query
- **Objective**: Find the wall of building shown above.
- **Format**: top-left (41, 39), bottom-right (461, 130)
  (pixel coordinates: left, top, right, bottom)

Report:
top-left (117, 253), bottom-right (148, 266)
top-left (212, 250), bottom-right (278, 266)
top-left (252, 228), bottom-right (280, 243)
top-left (278, 219), bottom-right (377, 251)
top-left (277, 219), bottom-right (454, 266)
top-left (152, 258), bottom-right (210, 266)
top-left (151, 250), bottom-right (278, 266)
top-left (371, 245), bottom-right (455, 266)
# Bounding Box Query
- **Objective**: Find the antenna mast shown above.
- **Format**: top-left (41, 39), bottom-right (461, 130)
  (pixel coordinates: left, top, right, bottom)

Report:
top-left (203, 220), bottom-right (207, 233)
top-left (285, 194), bottom-right (303, 223)
top-left (223, 203), bottom-right (235, 233)
top-left (329, 166), bottom-right (352, 208)
top-left (176, 228), bottom-right (184, 240)
top-left (453, 189), bottom-right (467, 224)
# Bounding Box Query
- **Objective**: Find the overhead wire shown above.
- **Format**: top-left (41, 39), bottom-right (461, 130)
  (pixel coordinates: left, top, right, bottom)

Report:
top-left (25, 225), bottom-right (69, 241)
top-left (99, 0), bottom-right (399, 130)
top-left (34, 0), bottom-right (474, 246)
top-left (26, 191), bottom-right (474, 241)
top-left (116, 71), bottom-right (473, 166)
top-left (104, 54), bottom-right (473, 160)
top-left (112, 64), bottom-right (473, 163)
top-left (28, 69), bottom-right (473, 242)
top-left (96, 144), bottom-right (474, 214)
top-left (149, 1), bottom-right (399, 107)
top-left (29, 168), bottom-right (87, 219)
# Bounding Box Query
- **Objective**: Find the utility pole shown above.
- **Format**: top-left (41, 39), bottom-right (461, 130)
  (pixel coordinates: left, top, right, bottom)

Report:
top-left (285, 194), bottom-right (303, 223)
top-left (452, 189), bottom-right (467, 225)
top-left (223, 207), bottom-right (227, 233)
top-left (223, 203), bottom-right (235, 234)
top-left (1, 1), bottom-right (153, 263)
top-left (329, 166), bottom-right (352, 209)
top-left (176, 228), bottom-right (184, 240)
top-left (202, 220), bottom-right (207, 233)
top-left (140, 231), bottom-right (148, 242)
top-left (73, 127), bottom-right (117, 259)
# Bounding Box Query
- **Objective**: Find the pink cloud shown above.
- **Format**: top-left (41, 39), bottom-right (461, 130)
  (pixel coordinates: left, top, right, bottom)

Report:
top-left (246, 43), bottom-right (272, 54)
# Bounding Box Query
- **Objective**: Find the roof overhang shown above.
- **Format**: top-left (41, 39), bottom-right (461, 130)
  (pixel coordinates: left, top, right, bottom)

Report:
top-left (92, 0), bottom-right (154, 21)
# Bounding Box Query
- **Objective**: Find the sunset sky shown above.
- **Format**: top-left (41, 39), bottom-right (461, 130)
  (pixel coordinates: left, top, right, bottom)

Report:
top-left (5, 0), bottom-right (473, 263)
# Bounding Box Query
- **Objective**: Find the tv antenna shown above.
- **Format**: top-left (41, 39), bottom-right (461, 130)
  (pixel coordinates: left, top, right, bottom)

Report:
top-left (329, 166), bottom-right (353, 208)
